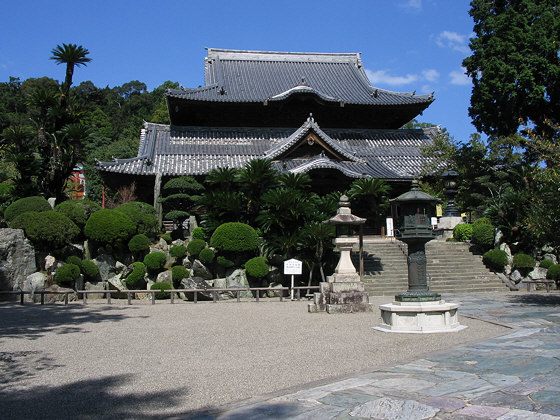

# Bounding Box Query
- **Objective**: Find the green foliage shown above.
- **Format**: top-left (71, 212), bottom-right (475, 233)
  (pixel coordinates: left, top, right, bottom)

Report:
top-left (169, 245), bottom-right (187, 259)
top-left (160, 176), bottom-right (203, 227)
top-left (453, 224), bottom-right (473, 242)
top-left (186, 239), bottom-right (206, 257)
top-left (4, 196), bottom-right (51, 222)
top-left (192, 227), bottom-right (205, 240)
top-left (471, 223), bottom-right (495, 250)
top-left (199, 248), bottom-right (215, 264)
top-left (10, 210), bottom-right (79, 249)
top-left (171, 265), bottom-right (189, 286)
top-left (54, 263), bottom-right (80, 284)
top-left (125, 262), bottom-right (146, 287)
top-left (473, 217), bottom-right (492, 225)
top-left (81, 259), bottom-right (99, 279)
top-left (115, 201), bottom-right (159, 236)
top-left (128, 234), bottom-right (151, 253)
top-left (66, 256), bottom-right (83, 270)
top-left (84, 209), bottom-right (136, 246)
top-left (143, 252), bottom-right (167, 272)
top-left (160, 234), bottom-right (172, 244)
top-left (163, 176), bottom-right (204, 192)
top-left (150, 281), bottom-right (172, 299)
top-left (347, 178), bottom-right (390, 229)
top-left (446, 238), bottom-right (459, 242)
top-left (483, 249), bottom-right (509, 271)
top-left (513, 253), bottom-right (536, 270)
top-left (217, 256), bottom-right (235, 268)
top-left (547, 264), bottom-right (560, 282)
top-left (210, 222), bottom-right (258, 252)
top-left (245, 256), bottom-right (269, 278)
top-left (540, 259), bottom-right (554, 270)
top-left (55, 200), bottom-right (88, 229)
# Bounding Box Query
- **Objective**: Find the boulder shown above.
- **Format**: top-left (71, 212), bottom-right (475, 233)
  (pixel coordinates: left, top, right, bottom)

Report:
top-left (226, 269), bottom-right (253, 299)
top-left (0, 228), bottom-right (37, 292)
top-left (156, 270), bottom-right (172, 284)
top-left (529, 267), bottom-right (548, 280)
top-left (499, 243), bottom-right (513, 266)
top-left (510, 270), bottom-right (523, 284)
top-left (266, 266), bottom-right (283, 285)
top-left (84, 281), bottom-right (106, 299)
top-left (213, 277), bottom-right (234, 299)
top-left (497, 273), bottom-right (519, 291)
top-left (543, 253), bottom-right (558, 264)
top-left (24, 272), bottom-right (47, 301)
top-left (93, 254), bottom-right (117, 281)
top-left (45, 255), bottom-right (57, 272)
top-left (171, 239), bottom-right (185, 247)
top-left (181, 277), bottom-right (214, 300)
top-left (107, 274), bottom-right (128, 298)
top-left (266, 282), bottom-right (285, 298)
top-left (192, 260), bottom-right (213, 280)
top-left (41, 284), bottom-right (77, 303)
top-left (115, 261), bottom-right (127, 274)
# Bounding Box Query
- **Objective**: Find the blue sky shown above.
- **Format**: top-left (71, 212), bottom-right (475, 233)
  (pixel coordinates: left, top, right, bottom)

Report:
top-left (1, 0), bottom-right (477, 142)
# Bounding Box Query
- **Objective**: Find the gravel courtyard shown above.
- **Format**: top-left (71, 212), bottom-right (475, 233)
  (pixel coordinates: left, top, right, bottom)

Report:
top-left (0, 297), bottom-right (508, 419)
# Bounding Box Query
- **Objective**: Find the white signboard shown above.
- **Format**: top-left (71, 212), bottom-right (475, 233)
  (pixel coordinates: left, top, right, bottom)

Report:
top-left (284, 258), bottom-right (302, 275)
top-left (431, 217), bottom-right (438, 228)
top-left (386, 218), bottom-right (394, 237)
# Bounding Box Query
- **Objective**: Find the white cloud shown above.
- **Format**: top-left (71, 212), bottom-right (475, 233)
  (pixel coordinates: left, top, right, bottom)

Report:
top-left (399, 0), bottom-right (422, 12)
top-left (449, 68), bottom-right (470, 85)
top-left (422, 69), bottom-right (440, 82)
top-left (435, 31), bottom-right (471, 54)
top-left (365, 69), bottom-right (418, 86)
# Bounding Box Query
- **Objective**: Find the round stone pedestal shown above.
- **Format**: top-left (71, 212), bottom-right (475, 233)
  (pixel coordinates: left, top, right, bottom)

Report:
top-left (374, 300), bottom-right (467, 334)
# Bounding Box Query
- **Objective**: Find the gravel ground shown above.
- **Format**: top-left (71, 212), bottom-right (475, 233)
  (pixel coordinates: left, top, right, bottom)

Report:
top-left (0, 297), bottom-right (508, 419)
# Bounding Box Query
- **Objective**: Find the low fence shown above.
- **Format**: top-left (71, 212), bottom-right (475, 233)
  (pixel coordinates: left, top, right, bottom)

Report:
top-left (0, 286), bottom-right (320, 306)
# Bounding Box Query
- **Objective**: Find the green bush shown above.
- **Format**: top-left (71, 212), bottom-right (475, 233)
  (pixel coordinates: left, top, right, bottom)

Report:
top-left (115, 201), bottom-right (159, 236)
top-left (10, 210), bottom-right (80, 249)
top-left (4, 196), bottom-right (51, 222)
top-left (125, 262), bottom-right (147, 287)
top-left (66, 256), bottom-right (83, 270)
top-left (210, 222), bottom-right (258, 252)
top-left (171, 265), bottom-right (189, 286)
top-left (186, 239), bottom-right (206, 257)
top-left (245, 256), bottom-right (269, 278)
top-left (540, 259), bottom-right (554, 269)
top-left (483, 249), bottom-right (509, 271)
top-left (54, 263), bottom-right (80, 284)
top-left (453, 224), bottom-right (473, 242)
top-left (473, 217), bottom-right (492, 225)
top-left (55, 200), bottom-right (88, 229)
top-left (446, 238), bottom-right (458, 242)
top-left (81, 259), bottom-right (100, 279)
top-left (217, 256), bottom-right (235, 268)
top-left (192, 227), bottom-right (205, 240)
top-left (161, 234), bottom-right (172, 244)
top-left (128, 234), bottom-right (151, 253)
top-left (199, 248), bottom-right (215, 264)
top-left (547, 264), bottom-right (560, 282)
top-left (513, 253), bottom-right (536, 270)
top-left (143, 251), bottom-right (167, 272)
top-left (74, 199), bottom-right (101, 218)
top-left (169, 245), bottom-right (187, 259)
top-left (471, 223), bottom-right (495, 250)
top-left (84, 209), bottom-right (136, 246)
top-left (150, 281), bottom-right (172, 299)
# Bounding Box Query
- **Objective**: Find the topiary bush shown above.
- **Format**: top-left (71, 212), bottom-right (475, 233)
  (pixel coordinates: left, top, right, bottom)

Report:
top-left (513, 253), bottom-right (536, 271)
top-left (192, 227), bottom-right (205, 240)
top-left (81, 259), bottom-right (100, 279)
top-left (128, 234), bottom-right (151, 253)
top-left (74, 199), bottom-right (101, 218)
top-left (547, 264), bottom-right (560, 285)
top-left (125, 262), bottom-right (147, 287)
top-left (199, 247), bottom-right (215, 264)
top-left (245, 256), bottom-right (269, 278)
top-left (161, 234), bottom-right (172, 244)
top-left (3, 196), bottom-right (51, 222)
top-left (186, 239), bottom-right (206, 257)
top-left (84, 209), bottom-right (136, 247)
top-left (55, 200), bottom-right (88, 229)
top-left (217, 256), bottom-right (235, 268)
top-left (453, 223), bottom-right (473, 242)
top-left (151, 281), bottom-right (172, 299)
top-left (10, 210), bottom-right (80, 249)
top-left (471, 223), bottom-right (495, 250)
top-left (66, 256), bottom-right (83, 271)
top-left (473, 217), bottom-right (492, 225)
top-left (54, 263), bottom-right (81, 284)
top-left (169, 245), bottom-right (187, 259)
top-left (483, 249), bottom-right (509, 271)
top-left (210, 222), bottom-right (258, 252)
top-left (115, 201), bottom-right (159, 236)
top-left (171, 265), bottom-right (189, 287)
top-left (540, 259), bottom-right (554, 269)
top-left (143, 251), bottom-right (167, 272)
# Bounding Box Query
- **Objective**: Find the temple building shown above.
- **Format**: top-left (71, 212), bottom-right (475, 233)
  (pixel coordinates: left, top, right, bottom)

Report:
top-left (97, 48), bottom-right (439, 215)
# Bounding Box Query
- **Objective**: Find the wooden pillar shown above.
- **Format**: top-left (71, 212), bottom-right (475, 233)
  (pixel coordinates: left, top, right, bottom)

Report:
top-left (153, 173), bottom-right (163, 229)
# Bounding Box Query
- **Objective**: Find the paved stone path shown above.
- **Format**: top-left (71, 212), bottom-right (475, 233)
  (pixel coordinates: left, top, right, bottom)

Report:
top-left (196, 293), bottom-right (560, 420)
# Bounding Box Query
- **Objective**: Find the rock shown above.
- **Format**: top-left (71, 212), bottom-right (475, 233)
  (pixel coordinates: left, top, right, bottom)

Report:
top-left (529, 267), bottom-right (547, 280)
top-left (510, 270), bottom-right (523, 284)
top-left (47, 197), bottom-right (56, 208)
top-left (75, 274), bottom-right (84, 292)
top-left (114, 261), bottom-right (126, 274)
top-left (182, 259), bottom-right (192, 269)
top-left (542, 245), bottom-right (555, 254)
top-left (93, 254), bottom-right (117, 282)
top-left (42, 284), bottom-right (77, 303)
top-left (495, 229), bottom-right (504, 245)
top-left (45, 255), bottom-right (56, 272)
top-left (266, 282), bottom-right (285, 298)
top-left (156, 270), bottom-right (172, 284)
top-left (266, 266), bottom-right (283, 285)
top-left (499, 243), bottom-right (513, 266)
top-left (497, 272), bottom-right (519, 291)
top-left (181, 277), bottom-right (214, 300)
top-left (107, 274), bottom-right (128, 299)
top-left (84, 281), bottom-right (106, 299)
top-left (84, 240), bottom-right (92, 260)
top-left (543, 253), bottom-right (558, 264)
top-left (226, 269), bottom-right (253, 299)
top-left (192, 260), bottom-right (213, 280)
top-left (213, 277), bottom-right (234, 299)
top-left (171, 239), bottom-right (185, 247)
top-left (0, 228), bottom-right (37, 292)
top-left (24, 272), bottom-right (47, 300)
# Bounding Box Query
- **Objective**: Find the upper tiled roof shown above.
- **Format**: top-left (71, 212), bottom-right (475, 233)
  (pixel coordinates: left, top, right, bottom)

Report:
top-left (166, 48), bottom-right (434, 107)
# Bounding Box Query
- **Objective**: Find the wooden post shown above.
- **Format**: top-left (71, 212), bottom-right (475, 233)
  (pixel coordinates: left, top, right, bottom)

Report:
top-left (359, 224), bottom-right (364, 281)
top-left (83, 291), bottom-right (88, 305)
top-left (256, 290), bottom-right (260, 303)
top-left (153, 173), bottom-right (163, 230)
top-left (107, 291), bottom-right (111, 305)
top-left (127, 291), bottom-right (132, 305)
top-left (151, 291), bottom-right (156, 305)
top-left (20, 291), bottom-right (24, 305)
top-left (64, 292), bottom-right (69, 305)
top-left (237, 290), bottom-right (240, 303)
top-left (170, 291), bottom-right (174, 304)
top-left (40, 292), bottom-right (45, 305)
top-left (194, 291), bottom-right (198, 303)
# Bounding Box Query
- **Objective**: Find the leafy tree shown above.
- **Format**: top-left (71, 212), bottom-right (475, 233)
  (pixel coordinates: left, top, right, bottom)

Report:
top-left (346, 178), bottom-right (390, 232)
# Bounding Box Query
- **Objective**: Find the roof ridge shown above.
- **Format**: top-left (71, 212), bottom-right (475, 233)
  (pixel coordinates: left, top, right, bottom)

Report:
top-left (206, 48), bottom-right (361, 64)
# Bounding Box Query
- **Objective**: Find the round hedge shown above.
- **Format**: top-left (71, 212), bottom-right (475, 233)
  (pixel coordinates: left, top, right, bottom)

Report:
top-left (54, 263), bottom-right (80, 284)
top-left (473, 217), bottom-right (492, 225)
top-left (161, 234), bottom-right (172, 244)
top-left (74, 199), bottom-right (101, 218)
top-left (245, 256), bottom-right (269, 278)
top-left (55, 200), bottom-right (88, 228)
top-left (171, 265), bottom-right (189, 285)
top-left (513, 253), bottom-right (536, 269)
top-left (540, 259), bottom-right (554, 269)
top-left (483, 249), bottom-right (509, 271)
top-left (128, 234), bottom-right (151, 253)
top-left (66, 256), bottom-right (83, 270)
top-left (210, 222), bottom-right (258, 252)
top-left (4, 196), bottom-right (51, 222)
top-left (471, 223), bottom-right (495, 250)
top-left (453, 224), bottom-right (473, 242)
top-left (10, 210), bottom-right (79, 249)
top-left (192, 227), bottom-right (205, 240)
top-left (169, 245), bottom-right (187, 259)
top-left (547, 264), bottom-right (560, 282)
top-left (150, 281), bottom-right (172, 299)
top-left (199, 248), bottom-right (215, 264)
top-left (186, 239), bottom-right (206, 257)
top-left (143, 251), bottom-right (167, 271)
top-left (81, 259), bottom-right (100, 279)
top-left (115, 201), bottom-right (159, 236)
top-left (125, 262), bottom-right (147, 287)
top-left (217, 256), bottom-right (235, 268)
top-left (84, 209), bottom-right (136, 246)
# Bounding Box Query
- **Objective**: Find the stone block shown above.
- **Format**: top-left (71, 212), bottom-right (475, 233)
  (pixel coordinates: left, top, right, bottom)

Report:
top-left (329, 291), bottom-right (368, 305)
top-left (326, 303), bottom-right (375, 313)
top-left (331, 282), bottom-right (364, 293)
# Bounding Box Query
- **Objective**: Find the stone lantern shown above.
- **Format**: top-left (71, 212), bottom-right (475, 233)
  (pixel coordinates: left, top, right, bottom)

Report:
top-left (442, 169), bottom-right (460, 217)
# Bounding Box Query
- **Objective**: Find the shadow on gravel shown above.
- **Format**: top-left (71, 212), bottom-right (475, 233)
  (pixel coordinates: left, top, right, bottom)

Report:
top-left (179, 403), bottom-right (305, 420)
top-left (508, 294), bottom-right (560, 306)
top-left (0, 304), bottom-right (146, 340)
top-left (0, 374), bottom-right (188, 420)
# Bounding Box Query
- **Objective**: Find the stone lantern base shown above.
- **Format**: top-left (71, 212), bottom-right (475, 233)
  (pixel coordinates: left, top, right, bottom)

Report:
top-left (308, 279), bottom-right (375, 313)
top-left (374, 300), bottom-right (467, 333)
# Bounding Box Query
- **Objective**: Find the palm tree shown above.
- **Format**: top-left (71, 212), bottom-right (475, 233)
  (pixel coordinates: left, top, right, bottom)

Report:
top-left (347, 178), bottom-right (391, 232)
top-left (50, 43), bottom-right (92, 107)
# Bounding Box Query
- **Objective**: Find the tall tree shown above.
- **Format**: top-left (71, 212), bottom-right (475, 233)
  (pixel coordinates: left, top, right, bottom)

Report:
top-left (50, 43), bottom-right (92, 108)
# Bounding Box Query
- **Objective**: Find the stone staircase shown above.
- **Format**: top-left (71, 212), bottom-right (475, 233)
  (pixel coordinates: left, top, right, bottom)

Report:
top-left (352, 239), bottom-right (506, 296)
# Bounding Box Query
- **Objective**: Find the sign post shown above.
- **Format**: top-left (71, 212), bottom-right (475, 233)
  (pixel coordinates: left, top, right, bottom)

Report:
top-left (284, 258), bottom-right (302, 301)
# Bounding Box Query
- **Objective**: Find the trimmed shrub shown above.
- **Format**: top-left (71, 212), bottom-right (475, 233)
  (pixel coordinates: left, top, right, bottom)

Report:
top-left (128, 234), bottom-right (151, 253)
top-left (169, 245), bottom-right (187, 259)
top-left (55, 200), bottom-right (88, 229)
top-left (115, 201), bottom-right (159, 236)
top-left (547, 264), bottom-right (560, 283)
top-left (446, 238), bottom-right (458, 242)
top-left (192, 227), bottom-right (205, 240)
top-left (10, 210), bottom-right (79, 249)
top-left (143, 251), bottom-right (167, 272)
top-left (161, 234), bottom-right (172, 244)
top-left (199, 248), bottom-right (215, 264)
top-left (172, 265), bottom-right (189, 286)
top-left (81, 259), bottom-right (100, 279)
top-left (84, 209), bottom-right (136, 246)
top-left (513, 253), bottom-right (536, 270)
top-left (210, 222), bottom-right (258, 252)
top-left (540, 259), bottom-right (554, 269)
top-left (54, 263), bottom-right (80, 284)
top-left (217, 256), bottom-right (235, 268)
top-left (4, 196), bottom-right (51, 222)
top-left (483, 249), bottom-right (509, 271)
top-left (453, 224), bottom-right (473, 242)
top-left (151, 281), bottom-right (172, 299)
top-left (186, 239), bottom-right (206, 257)
top-left (245, 256), bottom-right (269, 278)
top-left (473, 217), bottom-right (492, 225)
top-left (471, 223), bottom-right (495, 250)
top-left (66, 256), bottom-right (83, 271)
top-left (125, 262), bottom-right (147, 287)
top-left (74, 199), bottom-right (101, 218)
